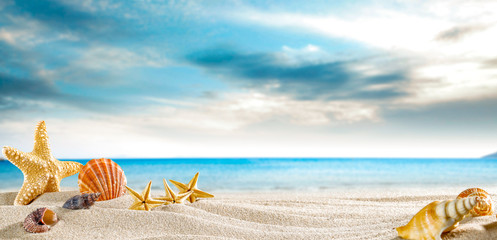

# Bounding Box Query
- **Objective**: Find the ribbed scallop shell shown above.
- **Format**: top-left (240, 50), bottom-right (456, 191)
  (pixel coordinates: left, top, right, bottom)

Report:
top-left (23, 208), bottom-right (58, 233)
top-left (396, 197), bottom-right (481, 240)
top-left (457, 188), bottom-right (493, 216)
top-left (78, 158), bottom-right (127, 201)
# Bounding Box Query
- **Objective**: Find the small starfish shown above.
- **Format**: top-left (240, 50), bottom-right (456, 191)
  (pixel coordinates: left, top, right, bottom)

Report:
top-left (125, 181), bottom-right (164, 211)
top-left (169, 172), bottom-right (214, 203)
top-left (2, 121), bottom-right (83, 205)
top-left (155, 179), bottom-right (193, 204)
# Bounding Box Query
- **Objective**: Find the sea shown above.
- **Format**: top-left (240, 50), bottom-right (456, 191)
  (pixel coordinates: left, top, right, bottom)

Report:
top-left (1, 158), bottom-right (496, 192)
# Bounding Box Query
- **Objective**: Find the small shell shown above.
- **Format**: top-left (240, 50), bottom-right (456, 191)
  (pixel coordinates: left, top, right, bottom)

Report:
top-left (457, 188), bottom-right (493, 216)
top-left (396, 197), bottom-right (481, 240)
top-left (23, 208), bottom-right (58, 233)
top-left (63, 193), bottom-right (101, 210)
top-left (78, 158), bottom-right (127, 201)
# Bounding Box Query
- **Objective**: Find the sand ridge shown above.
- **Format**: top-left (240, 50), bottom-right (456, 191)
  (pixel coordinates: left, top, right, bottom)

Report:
top-left (1, 188), bottom-right (497, 239)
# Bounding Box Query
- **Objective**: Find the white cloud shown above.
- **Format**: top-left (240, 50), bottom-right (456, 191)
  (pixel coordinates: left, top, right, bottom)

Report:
top-left (1, 96), bottom-right (377, 158)
top-left (75, 46), bottom-right (167, 70)
top-left (233, 8), bottom-right (449, 51)
top-left (0, 29), bottom-right (17, 45)
top-left (0, 15), bottom-right (79, 48)
top-left (226, 1), bottom-right (497, 106)
top-left (37, 46), bottom-right (168, 85)
top-left (1, 110), bottom-right (493, 159)
top-left (0, 16), bottom-right (44, 48)
top-left (279, 44), bottom-right (331, 65)
top-left (142, 92), bottom-right (379, 131)
top-left (400, 61), bottom-right (497, 105)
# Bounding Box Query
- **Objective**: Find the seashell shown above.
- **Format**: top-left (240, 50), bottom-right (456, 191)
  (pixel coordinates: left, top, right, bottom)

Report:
top-left (396, 197), bottom-right (485, 240)
top-left (63, 193), bottom-right (101, 210)
top-left (78, 158), bottom-right (127, 201)
top-left (23, 208), bottom-right (58, 233)
top-left (444, 188), bottom-right (495, 232)
top-left (457, 188), bottom-right (493, 216)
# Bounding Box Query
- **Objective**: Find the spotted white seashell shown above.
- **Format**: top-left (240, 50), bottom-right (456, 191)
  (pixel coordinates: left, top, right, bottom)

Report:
top-left (396, 197), bottom-right (483, 240)
top-left (23, 208), bottom-right (58, 233)
top-left (457, 188), bottom-right (493, 217)
top-left (78, 158), bottom-right (127, 201)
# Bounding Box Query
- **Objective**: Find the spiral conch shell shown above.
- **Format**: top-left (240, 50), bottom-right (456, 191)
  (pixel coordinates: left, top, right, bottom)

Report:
top-left (457, 188), bottom-right (493, 216)
top-left (63, 193), bottom-right (101, 210)
top-left (78, 158), bottom-right (127, 201)
top-left (396, 197), bottom-right (483, 240)
top-left (444, 188), bottom-right (495, 232)
top-left (23, 208), bottom-right (58, 233)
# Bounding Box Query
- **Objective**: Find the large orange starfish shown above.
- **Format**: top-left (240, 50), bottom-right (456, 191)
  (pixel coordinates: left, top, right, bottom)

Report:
top-left (2, 121), bottom-right (83, 205)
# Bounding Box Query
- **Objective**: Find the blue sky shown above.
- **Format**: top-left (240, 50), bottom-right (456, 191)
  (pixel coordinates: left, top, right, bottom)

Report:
top-left (1, 0), bottom-right (496, 158)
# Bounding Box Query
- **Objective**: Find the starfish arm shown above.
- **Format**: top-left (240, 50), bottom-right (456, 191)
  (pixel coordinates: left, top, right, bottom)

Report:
top-left (148, 199), bottom-right (166, 205)
top-left (14, 174), bottom-right (47, 205)
top-left (193, 189), bottom-right (214, 198)
top-left (154, 196), bottom-right (173, 202)
top-left (58, 160), bottom-right (83, 178)
top-left (155, 197), bottom-right (173, 205)
top-left (188, 172), bottom-right (200, 189)
top-left (2, 147), bottom-right (35, 171)
top-left (163, 179), bottom-right (177, 199)
top-left (125, 186), bottom-right (144, 202)
top-left (32, 121), bottom-right (52, 159)
top-left (176, 191), bottom-right (193, 204)
top-left (129, 201), bottom-right (144, 210)
top-left (169, 179), bottom-right (188, 193)
top-left (143, 181), bottom-right (152, 201)
top-left (145, 202), bottom-right (164, 210)
top-left (188, 194), bottom-right (196, 203)
top-left (44, 176), bottom-right (62, 192)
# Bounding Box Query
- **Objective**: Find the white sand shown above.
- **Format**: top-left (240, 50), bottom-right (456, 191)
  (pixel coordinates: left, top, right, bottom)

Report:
top-left (1, 187), bottom-right (497, 239)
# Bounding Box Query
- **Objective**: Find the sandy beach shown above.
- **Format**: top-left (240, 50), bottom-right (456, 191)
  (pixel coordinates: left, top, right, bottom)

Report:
top-left (1, 187), bottom-right (497, 239)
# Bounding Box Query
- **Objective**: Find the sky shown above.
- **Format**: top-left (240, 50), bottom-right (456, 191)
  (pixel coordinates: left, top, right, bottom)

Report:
top-left (0, 0), bottom-right (496, 158)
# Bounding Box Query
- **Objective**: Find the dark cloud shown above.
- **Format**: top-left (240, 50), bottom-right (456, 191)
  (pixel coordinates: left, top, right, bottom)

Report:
top-left (187, 49), bottom-right (350, 85)
top-left (0, 71), bottom-right (131, 113)
top-left (187, 48), bottom-right (407, 100)
top-left (435, 24), bottom-right (487, 42)
top-left (0, 72), bottom-right (60, 109)
top-left (0, 41), bottom-right (70, 110)
top-left (0, 0), bottom-right (153, 112)
top-left (0, 42), bottom-right (128, 113)
top-left (349, 89), bottom-right (406, 100)
top-left (6, 0), bottom-right (133, 42)
top-left (0, 74), bottom-right (55, 97)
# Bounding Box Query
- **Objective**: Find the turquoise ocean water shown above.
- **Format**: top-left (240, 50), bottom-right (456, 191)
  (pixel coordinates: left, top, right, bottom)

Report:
top-left (1, 158), bottom-right (496, 192)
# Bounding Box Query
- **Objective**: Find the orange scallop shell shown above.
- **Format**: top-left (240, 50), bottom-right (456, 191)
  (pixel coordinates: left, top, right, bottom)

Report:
top-left (457, 188), bottom-right (493, 216)
top-left (78, 158), bottom-right (127, 201)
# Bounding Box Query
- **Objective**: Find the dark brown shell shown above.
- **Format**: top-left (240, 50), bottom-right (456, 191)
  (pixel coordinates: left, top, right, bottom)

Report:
top-left (63, 193), bottom-right (101, 210)
top-left (23, 208), bottom-right (58, 233)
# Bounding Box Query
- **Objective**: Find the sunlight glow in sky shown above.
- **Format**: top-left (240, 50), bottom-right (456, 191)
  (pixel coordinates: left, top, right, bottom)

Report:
top-left (1, 0), bottom-right (496, 158)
